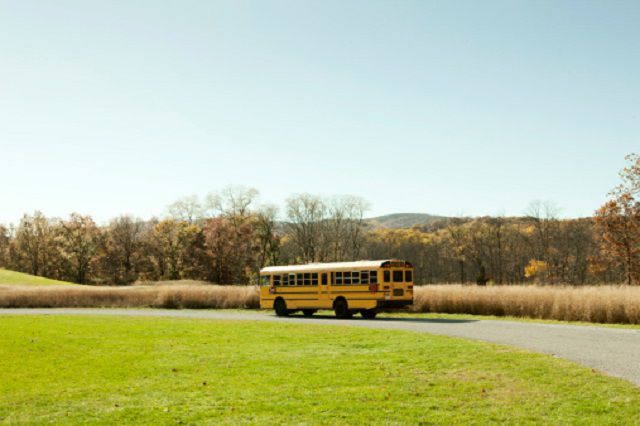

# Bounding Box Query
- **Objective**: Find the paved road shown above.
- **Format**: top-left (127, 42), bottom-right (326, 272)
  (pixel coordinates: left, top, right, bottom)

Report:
top-left (2, 308), bottom-right (639, 386)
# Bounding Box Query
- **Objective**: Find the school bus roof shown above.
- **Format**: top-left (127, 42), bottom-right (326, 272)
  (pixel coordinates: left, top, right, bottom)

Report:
top-left (260, 259), bottom-right (411, 273)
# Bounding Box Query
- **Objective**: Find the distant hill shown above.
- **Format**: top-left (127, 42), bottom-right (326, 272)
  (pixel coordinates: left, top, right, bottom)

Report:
top-left (365, 213), bottom-right (448, 229)
top-left (0, 269), bottom-right (74, 286)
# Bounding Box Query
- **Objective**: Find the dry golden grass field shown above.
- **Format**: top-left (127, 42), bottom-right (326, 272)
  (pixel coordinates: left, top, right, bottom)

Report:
top-left (0, 284), bottom-right (259, 309)
top-left (1, 280), bottom-right (640, 325)
top-left (413, 284), bottom-right (640, 325)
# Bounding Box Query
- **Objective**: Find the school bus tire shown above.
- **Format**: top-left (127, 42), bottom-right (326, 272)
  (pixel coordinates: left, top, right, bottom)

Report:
top-left (274, 298), bottom-right (289, 316)
top-left (333, 297), bottom-right (352, 319)
top-left (361, 309), bottom-right (377, 319)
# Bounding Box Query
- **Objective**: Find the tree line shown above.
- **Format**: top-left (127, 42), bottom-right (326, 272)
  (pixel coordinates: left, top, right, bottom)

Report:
top-left (0, 188), bottom-right (369, 285)
top-left (1, 155), bottom-right (638, 285)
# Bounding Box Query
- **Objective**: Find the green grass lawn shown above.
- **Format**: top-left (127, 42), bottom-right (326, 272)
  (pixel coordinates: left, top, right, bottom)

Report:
top-left (274, 309), bottom-right (640, 329)
top-left (0, 269), bottom-right (73, 286)
top-left (382, 311), bottom-right (640, 329)
top-left (1, 316), bottom-right (639, 424)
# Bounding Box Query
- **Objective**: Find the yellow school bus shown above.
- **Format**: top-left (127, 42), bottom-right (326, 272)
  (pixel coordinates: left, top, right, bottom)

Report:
top-left (259, 259), bottom-right (414, 319)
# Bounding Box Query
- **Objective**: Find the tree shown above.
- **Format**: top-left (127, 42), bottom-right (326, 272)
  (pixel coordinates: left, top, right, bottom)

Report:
top-left (619, 153), bottom-right (640, 195)
top-left (102, 215), bottom-right (145, 284)
top-left (0, 224), bottom-right (10, 267)
top-left (485, 217), bottom-right (505, 284)
top-left (524, 259), bottom-right (549, 282)
top-left (595, 154), bottom-right (640, 285)
top-left (205, 185), bottom-right (259, 228)
top-left (446, 218), bottom-right (469, 283)
top-left (285, 194), bottom-right (327, 262)
top-left (202, 216), bottom-right (256, 284)
top-left (57, 213), bottom-right (102, 284)
top-left (202, 217), bottom-right (236, 283)
top-left (525, 200), bottom-right (560, 282)
top-left (596, 200), bottom-right (639, 284)
top-left (254, 205), bottom-right (280, 268)
top-left (13, 212), bottom-right (56, 277)
top-left (166, 195), bottom-right (203, 224)
top-left (326, 195), bottom-right (369, 261)
top-left (151, 219), bottom-right (201, 280)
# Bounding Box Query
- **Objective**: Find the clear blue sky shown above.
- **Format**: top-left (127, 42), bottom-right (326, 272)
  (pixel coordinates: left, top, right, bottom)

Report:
top-left (1, 0), bottom-right (638, 224)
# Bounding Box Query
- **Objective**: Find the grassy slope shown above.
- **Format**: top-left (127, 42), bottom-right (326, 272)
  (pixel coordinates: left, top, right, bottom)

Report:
top-left (0, 269), bottom-right (73, 286)
top-left (1, 316), bottom-right (639, 424)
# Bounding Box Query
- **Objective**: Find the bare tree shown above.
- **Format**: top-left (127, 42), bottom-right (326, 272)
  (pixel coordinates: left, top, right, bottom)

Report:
top-left (486, 217), bottom-right (505, 283)
top-left (205, 185), bottom-right (259, 228)
top-left (525, 200), bottom-right (560, 282)
top-left (326, 195), bottom-right (369, 261)
top-left (166, 195), bottom-right (203, 224)
top-left (254, 204), bottom-right (280, 268)
top-left (446, 218), bottom-right (469, 283)
top-left (285, 194), bottom-right (327, 263)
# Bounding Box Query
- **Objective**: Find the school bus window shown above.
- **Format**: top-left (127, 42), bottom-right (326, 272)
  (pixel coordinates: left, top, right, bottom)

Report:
top-left (260, 275), bottom-right (270, 286)
top-left (335, 272), bottom-right (343, 285)
top-left (405, 270), bottom-right (413, 282)
top-left (370, 271), bottom-right (378, 284)
top-left (297, 274), bottom-right (303, 286)
top-left (289, 274), bottom-right (296, 286)
top-left (282, 274), bottom-right (289, 286)
top-left (304, 273), bottom-right (311, 286)
top-left (361, 271), bottom-right (369, 284)
top-left (352, 271), bottom-right (360, 285)
top-left (393, 270), bottom-right (403, 282)
top-left (344, 271), bottom-right (352, 285)
top-left (312, 273), bottom-right (318, 285)
top-left (273, 275), bottom-right (281, 286)
top-left (321, 273), bottom-right (328, 285)
top-left (383, 270), bottom-right (390, 283)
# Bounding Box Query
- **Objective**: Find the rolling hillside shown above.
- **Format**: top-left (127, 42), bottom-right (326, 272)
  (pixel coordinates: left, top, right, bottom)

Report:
top-left (366, 213), bottom-right (447, 229)
top-left (0, 269), bottom-right (74, 286)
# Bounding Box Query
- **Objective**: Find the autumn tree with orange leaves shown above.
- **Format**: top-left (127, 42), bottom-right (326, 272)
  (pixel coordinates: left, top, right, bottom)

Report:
top-left (595, 154), bottom-right (640, 285)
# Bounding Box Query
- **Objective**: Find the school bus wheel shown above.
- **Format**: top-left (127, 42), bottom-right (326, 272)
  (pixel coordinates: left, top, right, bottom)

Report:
top-left (361, 309), bottom-right (377, 319)
top-left (333, 297), bottom-right (352, 319)
top-left (274, 298), bottom-right (289, 316)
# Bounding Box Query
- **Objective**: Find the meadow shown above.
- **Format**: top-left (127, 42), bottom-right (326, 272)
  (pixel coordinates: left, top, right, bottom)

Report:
top-left (0, 269), bottom-right (73, 286)
top-left (1, 315), bottom-right (640, 424)
top-left (2, 275), bottom-right (640, 325)
top-left (0, 283), bottom-right (259, 309)
top-left (413, 284), bottom-right (640, 325)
